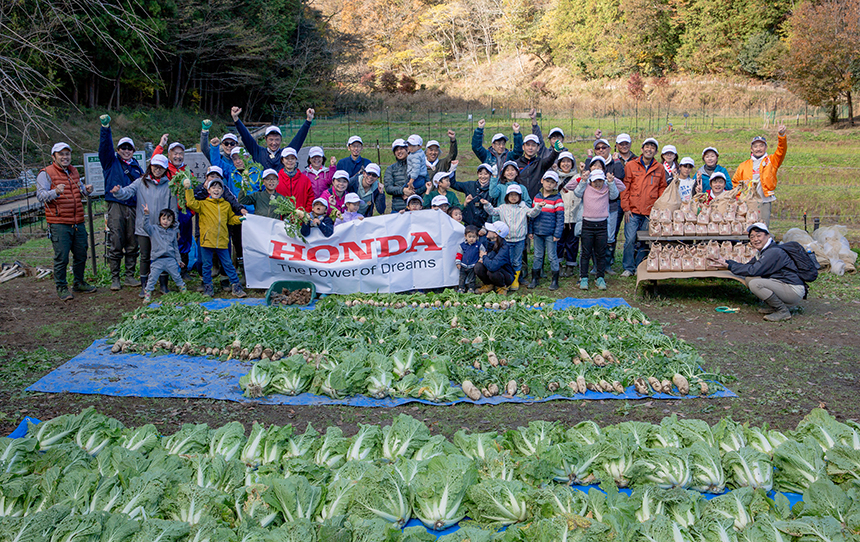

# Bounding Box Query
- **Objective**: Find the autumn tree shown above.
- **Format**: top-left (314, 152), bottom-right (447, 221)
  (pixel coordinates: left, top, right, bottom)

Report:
top-left (785, 0), bottom-right (860, 125)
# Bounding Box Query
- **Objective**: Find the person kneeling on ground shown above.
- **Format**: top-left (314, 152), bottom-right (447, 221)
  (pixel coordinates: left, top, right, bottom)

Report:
top-left (475, 221), bottom-right (514, 294)
top-left (707, 222), bottom-right (805, 322)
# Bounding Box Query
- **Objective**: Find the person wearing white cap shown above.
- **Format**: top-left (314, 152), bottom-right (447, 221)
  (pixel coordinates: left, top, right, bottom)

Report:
top-left (480, 184), bottom-right (543, 291)
top-left (430, 194), bottom-right (450, 211)
top-left (489, 160), bottom-right (533, 207)
top-left (555, 151), bottom-right (581, 278)
top-left (110, 153), bottom-right (178, 298)
top-left (425, 129), bottom-right (458, 181)
top-left (620, 137), bottom-right (667, 277)
top-left (474, 221), bottom-right (515, 294)
top-left (238, 169), bottom-right (285, 219)
top-left (423, 171), bottom-right (461, 210)
top-left (606, 133), bottom-right (636, 271)
top-left (704, 171), bottom-right (728, 202)
top-left (230, 105), bottom-right (315, 171)
top-left (527, 170), bottom-right (565, 291)
top-left (697, 147), bottom-right (732, 194)
top-left (731, 124), bottom-right (787, 227)
top-left (384, 138), bottom-right (427, 213)
top-left (36, 142), bottom-right (96, 300)
top-left (471, 117), bottom-right (524, 173)
top-left (151, 133), bottom-right (196, 274)
top-left (573, 169), bottom-right (621, 291)
top-left (402, 194), bottom-right (424, 212)
top-left (449, 163), bottom-right (493, 228)
top-left (347, 162), bottom-right (385, 217)
top-left (515, 128), bottom-right (563, 199)
top-left (301, 198), bottom-right (335, 238)
top-left (405, 134), bottom-right (428, 190)
top-left (276, 147), bottom-right (314, 213)
top-left (337, 136), bottom-right (370, 178)
top-left (305, 146), bottom-right (338, 198)
top-left (97, 113), bottom-right (144, 290)
top-left (200, 119), bottom-right (240, 184)
top-left (320, 170), bottom-right (352, 214)
top-left (676, 157), bottom-right (697, 202)
top-left (528, 107), bottom-right (567, 164)
top-left (708, 222), bottom-right (806, 322)
top-left (660, 144), bottom-right (679, 184)
top-left (334, 193), bottom-right (364, 226)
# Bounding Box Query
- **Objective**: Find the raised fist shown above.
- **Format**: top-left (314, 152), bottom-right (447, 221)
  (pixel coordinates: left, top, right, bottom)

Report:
top-left (306, 108), bottom-right (315, 122)
top-left (594, 129), bottom-right (602, 139)
top-left (330, 156), bottom-right (337, 167)
top-left (231, 107), bottom-right (242, 121)
top-left (210, 137), bottom-right (220, 147)
top-left (528, 108), bottom-right (537, 121)
top-left (447, 129), bottom-right (456, 140)
top-left (202, 119), bottom-right (212, 131)
top-left (99, 114), bottom-right (111, 127)
top-left (477, 119), bottom-right (485, 129)
top-left (159, 134), bottom-right (169, 147)
top-left (512, 122), bottom-right (520, 133)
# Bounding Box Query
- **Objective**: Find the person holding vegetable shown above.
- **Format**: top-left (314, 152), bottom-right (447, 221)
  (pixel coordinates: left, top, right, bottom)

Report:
top-left (230, 106), bottom-right (315, 172)
top-left (301, 198), bottom-right (335, 238)
top-left (707, 222), bottom-right (804, 322)
top-left (200, 119), bottom-right (239, 185)
top-left (36, 142), bottom-right (96, 300)
top-left (474, 221), bottom-right (514, 294)
top-left (732, 125), bottom-right (788, 227)
top-left (98, 114), bottom-right (143, 291)
top-left (239, 169), bottom-right (286, 219)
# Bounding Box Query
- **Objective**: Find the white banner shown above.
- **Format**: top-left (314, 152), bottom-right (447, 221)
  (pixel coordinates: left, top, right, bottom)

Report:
top-left (242, 211), bottom-right (465, 294)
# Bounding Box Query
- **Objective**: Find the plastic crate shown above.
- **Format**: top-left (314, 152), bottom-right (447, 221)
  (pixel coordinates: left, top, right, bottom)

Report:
top-left (265, 280), bottom-right (316, 307)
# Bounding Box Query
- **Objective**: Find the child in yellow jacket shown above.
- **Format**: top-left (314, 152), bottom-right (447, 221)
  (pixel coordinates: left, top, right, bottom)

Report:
top-left (184, 167), bottom-right (247, 298)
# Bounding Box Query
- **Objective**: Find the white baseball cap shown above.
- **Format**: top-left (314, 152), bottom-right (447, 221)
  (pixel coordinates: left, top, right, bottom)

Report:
top-left (280, 147), bottom-right (297, 158)
top-left (347, 135), bottom-right (363, 146)
top-left (484, 221), bottom-right (510, 239)
top-left (501, 160), bottom-right (519, 173)
top-left (679, 157), bottom-right (695, 167)
top-left (312, 197), bottom-right (329, 209)
top-left (333, 170), bottom-right (350, 180)
top-left (406, 194), bottom-right (423, 205)
top-left (262, 168), bottom-right (278, 179)
top-left (230, 147), bottom-right (243, 156)
top-left (431, 195), bottom-right (449, 207)
top-left (432, 171), bottom-right (450, 186)
top-left (642, 138), bottom-right (659, 149)
top-left (593, 138), bottom-right (610, 149)
top-left (702, 146), bottom-right (719, 157)
top-left (590, 155), bottom-right (607, 167)
top-left (548, 127), bottom-right (564, 139)
top-left (491, 133), bottom-right (508, 143)
top-left (523, 134), bottom-right (540, 145)
top-left (710, 171), bottom-right (727, 183)
top-left (51, 142), bottom-right (71, 154)
top-left (265, 126), bottom-right (282, 137)
top-left (365, 163), bottom-right (381, 176)
top-left (616, 133), bottom-right (632, 144)
top-left (308, 146), bottom-right (324, 158)
top-left (222, 133), bottom-right (238, 143)
top-left (150, 154), bottom-right (169, 169)
top-left (116, 137), bottom-right (135, 150)
top-left (344, 193), bottom-right (361, 204)
top-left (661, 145), bottom-right (678, 156)
top-left (168, 142), bottom-right (185, 152)
top-left (206, 166), bottom-right (223, 178)
top-left (505, 184), bottom-right (522, 196)
top-left (747, 222), bottom-right (770, 234)
top-left (558, 151), bottom-right (575, 163)
top-left (477, 163), bottom-right (493, 175)
top-left (542, 170), bottom-right (560, 184)
top-left (407, 134), bottom-right (423, 147)
top-left (426, 140), bottom-right (440, 149)
top-left (590, 170), bottom-right (607, 181)
top-left (391, 139), bottom-right (407, 150)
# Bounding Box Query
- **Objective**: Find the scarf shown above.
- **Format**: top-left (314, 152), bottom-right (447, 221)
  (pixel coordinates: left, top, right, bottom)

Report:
top-left (702, 163), bottom-right (716, 177)
top-left (426, 158), bottom-right (439, 169)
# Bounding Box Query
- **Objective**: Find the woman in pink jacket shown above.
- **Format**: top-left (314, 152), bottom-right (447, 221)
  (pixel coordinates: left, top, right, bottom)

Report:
top-left (305, 146), bottom-right (337, 198)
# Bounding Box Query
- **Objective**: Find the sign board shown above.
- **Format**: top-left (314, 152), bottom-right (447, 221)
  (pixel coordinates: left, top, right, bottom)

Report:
top-left (84, 152), bottom-right (146, 197)
top-left (242, 211), bottom-right (463, 294)
top-left (183, 152), bottom-right (211, 184)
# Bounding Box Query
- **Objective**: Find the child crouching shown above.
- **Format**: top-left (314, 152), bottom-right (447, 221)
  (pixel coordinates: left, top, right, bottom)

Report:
top-left (184, 168), bottom-right (247, 298)
top-left (142, 206), bottom-right (186, 303)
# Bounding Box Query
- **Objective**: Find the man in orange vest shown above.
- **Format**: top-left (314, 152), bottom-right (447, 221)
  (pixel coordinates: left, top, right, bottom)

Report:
top-left (732, 125), bottom-right (787, 227)
top-left (36, 142), bottom-right (96, 300)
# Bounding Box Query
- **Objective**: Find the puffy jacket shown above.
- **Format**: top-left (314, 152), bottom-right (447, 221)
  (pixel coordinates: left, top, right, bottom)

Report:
top-left (184, 189), bottom-right (242, 249)
top-left (276, 169), bottom-right (314, 212)
top-left (39, 164), bottom-right (85, 225)
top-left (113, 176), bottom-right (177, 237)
top-left (450, 176), bottom-right (491, 227)
top-left (516, 149), bottom-right (559, 199)
top-left (697, 164), bottom-right (731, 192)
top-left (483, 239), bottom-right (514, 282)
top-left (337, 155), bottom-right (370, 178)
top-left (143, 212), bottom-right (180, 262)
top-left (427, 139), bottom-right (458, 180)
top-left (488, 176), bottom-right (532, 207)
top-left (239, 189), bottom-right (284, 219)
top-left (483, 201), bottom-right (542, 243)
top-left (384, 158), bottom-right (427, 213)
top-left (621, 157), bottom-right (667, 216)
top-left (307, 165), bottom-right (336, 198)
top-left (529, 192), bottom-right (564, 238)
top-left (348, 173), bottom-right (385, 217)
top-left (471, 127), bottom-right (523, 170)
top-left (100, 126), bottom-right (143, 206)
top-left (558, 171), bottom-right (582, 225)
top-left (727, 238), bottom-right (803, 286)
top-left (234, 118), bottom-right (311, 172)
top-left (732, 134), bottom-right (787, 199)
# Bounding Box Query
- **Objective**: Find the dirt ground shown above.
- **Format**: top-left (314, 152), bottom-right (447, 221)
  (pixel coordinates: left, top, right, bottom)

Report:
top-left (2, 262), bottom-right (859, 439)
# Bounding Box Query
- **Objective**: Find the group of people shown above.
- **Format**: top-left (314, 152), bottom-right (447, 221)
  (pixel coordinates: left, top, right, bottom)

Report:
top-left (38, 107), bottom-right (804, 319)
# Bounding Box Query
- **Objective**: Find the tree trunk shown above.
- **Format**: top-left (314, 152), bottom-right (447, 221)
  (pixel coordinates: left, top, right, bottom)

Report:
top-left (828, 103), bottom-right (838, 124)
top-left (87, 74), bottom-right (96, 109)
top-left (174, 56), bottom-right (183, 108)
top-left (848, 90), bottom-right (854, 127)
top-left (114, 67), bottom-right (122, 110)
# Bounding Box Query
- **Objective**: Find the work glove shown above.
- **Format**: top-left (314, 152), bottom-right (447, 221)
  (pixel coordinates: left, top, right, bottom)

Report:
top-left (100, 114), bottom-right (111, 127)
top-left (202, 119), bottom-right (212, 131)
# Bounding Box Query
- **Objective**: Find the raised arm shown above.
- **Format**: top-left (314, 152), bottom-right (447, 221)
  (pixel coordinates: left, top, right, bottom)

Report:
top-left (286, 108), bottom-right (315, 151)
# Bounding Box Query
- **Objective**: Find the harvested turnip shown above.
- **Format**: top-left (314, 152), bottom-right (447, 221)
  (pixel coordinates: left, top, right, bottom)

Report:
top-left (462, 380), bottom-right (481, 401)
top-left (592, 354), bottom-right (606, 367)
top-left (487, 352), bottom-right (499, 367)
top-left (473, 360), bottom-right (482, 370)
top-left (599, 380), bottom-right (613, 393)
top-left (673, 374), bottom-right (690, 395)
top-left (647, 377), bottom-right (662, 393)
top-left (578, 348), bottom-right (592, 363)
top-left (505, 380), bottom-right (518, 396)
top-left (547, 382), bottom-right (560, 392)
top-left (487, 383), bottom-right (499, 396)
top-left (482, 388), bottom-right (491, 398)
top-left (272, 351), bottom-right (283, 361)
top-left (661, 379), bottom-right (673, 394)
top-left (520, 383), bottom-right (530, 395)
top-left (576, 376), bottom-right (587, 394)
top-left (612, 381), bottom-right (624, 394)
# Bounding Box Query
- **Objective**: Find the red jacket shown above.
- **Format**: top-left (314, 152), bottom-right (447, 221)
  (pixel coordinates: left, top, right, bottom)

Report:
top-left (152, 145), bottom-right (185, 180)
top-left (621, 157), bottom-right (667, 216)
top-left (277, 169), bottom-right (314, 212)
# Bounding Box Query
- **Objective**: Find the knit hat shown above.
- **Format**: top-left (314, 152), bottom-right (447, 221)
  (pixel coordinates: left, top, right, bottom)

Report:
top-left (431, 195), bottom-right (449, 207)
top-left (642, 138), bottom-right (659, 149)
top-left (407, 134), bottom-right (423, 147)
top-left (206, 166), bottom-right (223, 178)
top-left (391, 139), bottom-right (407, 150)
top-left (365, 163), bottom-right (381, 176)
top-left (491, 133), bottom-right (508, 143)
top-left (616, 133), bottom-right (632, 144)
top-left (265, 126), bottom-right (282, 137)
top-left (116, 137), bottom-right (135, 150)
top-left (280, 147), bottom-right (297, 158)
top-left (347, 135), bottom-right (363, 146)
top-left (432, 171), bottom-right (450, 187)
top-left (344, 193), bottom-right (361, 204)
top-left (484, 221), bottom-right (510, 239)
top-left (168, 142), bottom-right (185, 152)
top-left (51, 142), bottom-right (71, 154)
top-left (308, 146), bottom-right (324, 158)
top-left (150, 154), bottom-right (169, 169)
top-left (262, 168), bottom-right (278, 179)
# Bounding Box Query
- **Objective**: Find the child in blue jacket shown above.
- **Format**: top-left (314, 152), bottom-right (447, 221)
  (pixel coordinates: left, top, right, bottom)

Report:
top-left (528, 170), bottom-right (565, 291)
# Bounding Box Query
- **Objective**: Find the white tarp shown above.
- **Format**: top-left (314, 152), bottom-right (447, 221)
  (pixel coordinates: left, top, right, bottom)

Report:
top-left (242, 210), bottom-right (464, 293)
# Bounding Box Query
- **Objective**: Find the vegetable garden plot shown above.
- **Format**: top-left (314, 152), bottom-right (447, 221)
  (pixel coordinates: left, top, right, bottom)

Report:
top-left (12, 409), bottom-right (860, 541)
top-left (27, 295), bottom-right (735, 405)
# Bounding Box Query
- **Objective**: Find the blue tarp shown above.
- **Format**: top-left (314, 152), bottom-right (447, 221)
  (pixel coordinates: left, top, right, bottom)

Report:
top-left (25, 297), bottom-right (736, 405)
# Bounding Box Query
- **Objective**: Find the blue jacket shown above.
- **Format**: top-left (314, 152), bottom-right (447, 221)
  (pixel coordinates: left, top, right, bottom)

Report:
top-left (450, 175), bottom-right (491, 227)
top-left (301, 214), bottom-right (334, 238)
top-left (201, 131), bottom-right (237, 184)
top-left (100, 126), bottom-right (143, 206)
top-left (728, 240), bottom-right (803, 286)
top-left (488, 176), bottom-right (532, 207)
top-left (698, 164), bottom-right (732, 192)
top-left (471, 128), bottom-right (523, 170)
top-left (483, 239), bottom-right (514, 280)
top-left (234, 118), bottom-right (311, 172)
top-left (529, 192), bottom-right (565, 238)
top-left (338, 156), bottom-right (371, 178)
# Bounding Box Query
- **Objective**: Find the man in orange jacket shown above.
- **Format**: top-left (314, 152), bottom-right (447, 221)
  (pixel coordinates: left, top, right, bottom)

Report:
top-left (620, 137), bottom-right (667, 276)
top-left (732, 125), bottom-right (787, 227)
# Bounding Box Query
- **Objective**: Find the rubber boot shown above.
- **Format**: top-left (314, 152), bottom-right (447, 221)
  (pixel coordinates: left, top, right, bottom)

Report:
top-left (762, 294), bottom-right (791, 322)
top-left (527, 269), bottom-right (541, 289)
top-left (509, 271), bottom-right (521, 292)
top-left (549, 270), bottom-right (560, 291)
top-left (159, 274), bottom-right (169, 294)
top-left (109, 259), bottom-right (121, 291)
top-left (139, 274), bottom-right (148, 299)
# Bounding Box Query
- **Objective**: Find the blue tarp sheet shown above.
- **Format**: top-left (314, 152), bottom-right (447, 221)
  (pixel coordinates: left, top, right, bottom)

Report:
top-left (25, 297), bottom-right (736, 405)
